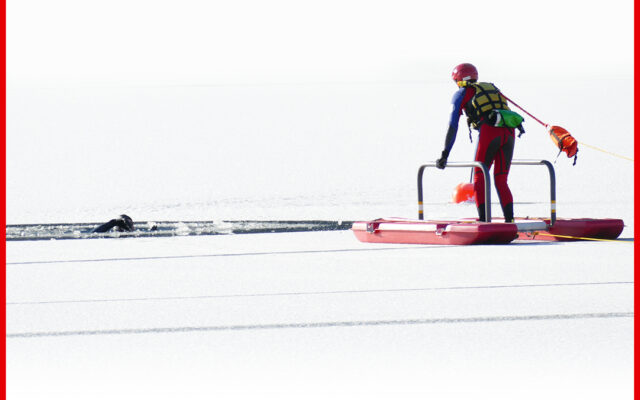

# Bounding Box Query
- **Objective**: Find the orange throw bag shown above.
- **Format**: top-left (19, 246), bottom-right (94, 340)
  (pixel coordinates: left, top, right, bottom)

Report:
top-left (548, 125), bottom-right (578, 164)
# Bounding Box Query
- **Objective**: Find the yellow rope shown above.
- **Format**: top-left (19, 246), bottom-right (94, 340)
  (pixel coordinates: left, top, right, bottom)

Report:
top-left (580, 142), bottom-right (634, 162)
top-left (531, 232), bottom-right (632, 243)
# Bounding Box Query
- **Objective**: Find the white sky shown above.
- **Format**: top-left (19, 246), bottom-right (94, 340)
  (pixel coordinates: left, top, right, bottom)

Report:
top-left (7, 0), bottom-right (634, 86)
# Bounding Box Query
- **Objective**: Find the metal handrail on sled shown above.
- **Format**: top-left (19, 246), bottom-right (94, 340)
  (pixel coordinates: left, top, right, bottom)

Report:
top-left (418, 161), bottom-right (492, 221)
top-left (417, 159), bottom-right (556, 225)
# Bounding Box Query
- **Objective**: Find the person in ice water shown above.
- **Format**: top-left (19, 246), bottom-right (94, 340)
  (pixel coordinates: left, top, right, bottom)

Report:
top-left (92, 214), bottom-right (135, 233)
top-left (436, 63), bottom-right (523, 223)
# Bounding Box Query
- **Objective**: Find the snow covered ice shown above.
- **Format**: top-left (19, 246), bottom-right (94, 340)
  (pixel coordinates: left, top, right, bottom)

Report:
top-left (6, 230), bottom-right (634, 399)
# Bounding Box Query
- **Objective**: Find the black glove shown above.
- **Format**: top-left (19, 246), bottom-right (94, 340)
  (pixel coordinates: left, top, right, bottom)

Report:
top-left (435, 149), bottom-right (450, 169)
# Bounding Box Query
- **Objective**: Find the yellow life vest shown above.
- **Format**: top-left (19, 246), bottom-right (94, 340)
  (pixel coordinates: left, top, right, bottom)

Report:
top-left (461, 82), bottom-right (510, 128)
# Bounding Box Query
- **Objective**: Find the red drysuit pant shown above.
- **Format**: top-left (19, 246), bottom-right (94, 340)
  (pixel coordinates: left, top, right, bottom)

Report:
top-left (473, 125), bottom-right (515, 209)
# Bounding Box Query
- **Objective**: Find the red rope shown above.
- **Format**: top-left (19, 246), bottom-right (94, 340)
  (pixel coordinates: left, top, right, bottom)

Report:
top-left (501, 93), bottom-right (548, 128)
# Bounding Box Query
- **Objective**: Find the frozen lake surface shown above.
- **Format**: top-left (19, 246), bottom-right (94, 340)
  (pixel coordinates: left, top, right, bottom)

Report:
top-left (6, 229), bottom-right (634, 399)
top-left (7, 77), bottom-right (634, 399)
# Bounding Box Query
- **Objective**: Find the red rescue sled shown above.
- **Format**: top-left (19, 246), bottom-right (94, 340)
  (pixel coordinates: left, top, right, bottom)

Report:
top-left (515, 217), bottom-right (624, 241)
top-left (352, 218), bottom-right (517, 245)
top-left (352, 160), bottom-right (624, 246)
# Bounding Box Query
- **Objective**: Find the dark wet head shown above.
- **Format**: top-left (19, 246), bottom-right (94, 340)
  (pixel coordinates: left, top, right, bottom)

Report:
top-left (119, 214), bottom-right (134, 231)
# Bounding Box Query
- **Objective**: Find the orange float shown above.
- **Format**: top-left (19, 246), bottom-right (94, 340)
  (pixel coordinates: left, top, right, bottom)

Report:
top-left (452, 182), bottom-right (475, 203)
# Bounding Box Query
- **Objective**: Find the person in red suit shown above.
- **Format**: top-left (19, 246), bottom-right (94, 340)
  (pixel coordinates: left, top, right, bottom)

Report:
top-left (436, 63), bottom-right (523, 223)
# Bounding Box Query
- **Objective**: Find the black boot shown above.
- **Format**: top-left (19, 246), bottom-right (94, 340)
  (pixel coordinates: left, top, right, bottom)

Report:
top-left (477, 204), bottom-right (486, 222)
top-left (502, 202), bottom-right (514, 223)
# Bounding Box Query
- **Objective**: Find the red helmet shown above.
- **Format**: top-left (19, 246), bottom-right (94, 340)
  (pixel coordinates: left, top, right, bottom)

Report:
top-left (452, 63), bottom-right (478, 83)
